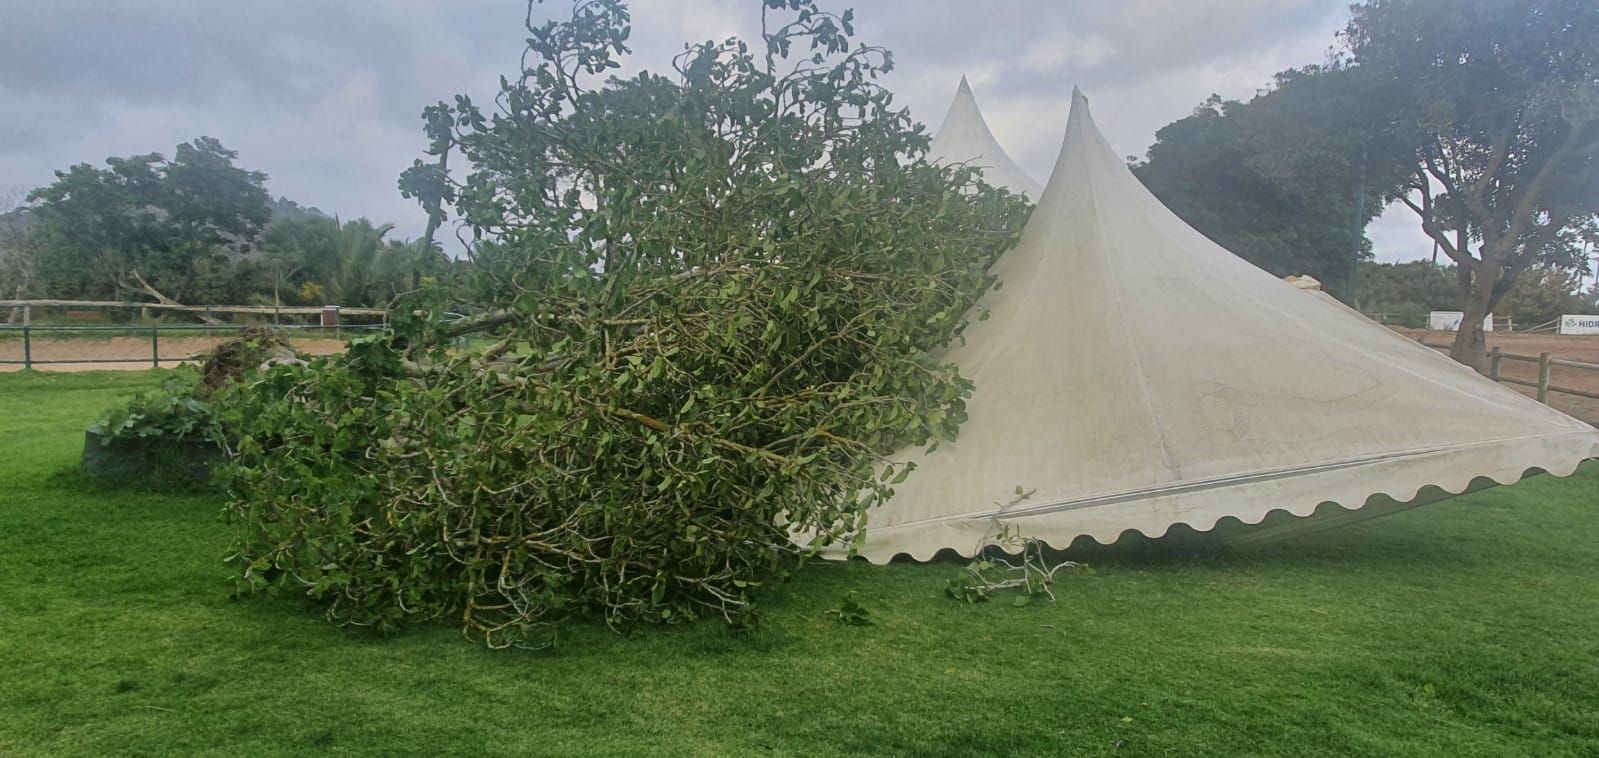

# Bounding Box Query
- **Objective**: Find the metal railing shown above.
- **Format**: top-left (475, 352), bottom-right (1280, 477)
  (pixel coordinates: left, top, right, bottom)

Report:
top-left (0, 323), bottom-right (385, 370)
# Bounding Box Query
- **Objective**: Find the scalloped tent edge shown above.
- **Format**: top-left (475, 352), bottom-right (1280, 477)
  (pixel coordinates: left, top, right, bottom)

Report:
top-left (836, 88), bottom-right (1599, 565)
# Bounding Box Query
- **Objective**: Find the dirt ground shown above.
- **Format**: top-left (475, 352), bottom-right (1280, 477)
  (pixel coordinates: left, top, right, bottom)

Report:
top-left (1393, 328), bottom-right (1599, 425)
top-left (0, 335), bottom-right (348, 373)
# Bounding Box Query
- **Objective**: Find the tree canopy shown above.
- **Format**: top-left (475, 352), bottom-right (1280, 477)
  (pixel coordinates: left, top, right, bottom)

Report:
top-left (26, 137), bottom-right (272, 303)
top-left (1137, 0), bottom-right (1597, 368)
top-left (1348, 0), bottom-right (1599, 366)
top-left (1133, 67), bottom-right (1408, 303)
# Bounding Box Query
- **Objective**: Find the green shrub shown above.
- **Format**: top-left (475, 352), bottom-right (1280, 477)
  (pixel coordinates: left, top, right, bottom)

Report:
top-left (88, 371), bottom-right (215, 442)
top-left (82, 327), bottom-right (303, 489)
top-left (83, 369), bottom-right (221, 487)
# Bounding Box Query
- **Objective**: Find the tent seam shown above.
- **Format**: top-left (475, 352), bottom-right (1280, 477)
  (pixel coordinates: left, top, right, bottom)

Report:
top-left (1078, 120), bottom-right (1184, 481)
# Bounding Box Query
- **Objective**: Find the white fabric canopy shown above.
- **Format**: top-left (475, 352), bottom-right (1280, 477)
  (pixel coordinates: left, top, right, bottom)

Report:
top-left (850, 89), bottom-right (1599, 563)
top-left (927, 77), bottom-right (1043, 199)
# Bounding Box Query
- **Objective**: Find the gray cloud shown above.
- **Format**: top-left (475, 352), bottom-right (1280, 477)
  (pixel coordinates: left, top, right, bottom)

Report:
top-left (0, 0), bottom-right (1433, 261)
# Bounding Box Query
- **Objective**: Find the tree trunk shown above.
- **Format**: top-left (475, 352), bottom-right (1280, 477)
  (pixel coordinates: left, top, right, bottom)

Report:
top-left (5, 284), bottom-right (25, 324)
top-left (1450, 278), bottom-right (1496, 372)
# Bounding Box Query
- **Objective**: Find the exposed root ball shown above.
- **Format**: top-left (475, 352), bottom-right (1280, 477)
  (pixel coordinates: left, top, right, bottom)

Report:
top-left (200, 327), bottom-right (304, 391)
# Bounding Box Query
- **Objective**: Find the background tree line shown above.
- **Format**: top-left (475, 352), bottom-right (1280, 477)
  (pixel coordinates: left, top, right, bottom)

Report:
top-left (0, 138), bottom-right (452, 313)
top-left (1356, 259), bottom-right (1597, 328)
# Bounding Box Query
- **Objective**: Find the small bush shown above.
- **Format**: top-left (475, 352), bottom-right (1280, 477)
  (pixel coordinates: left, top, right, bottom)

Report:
top-left (89, 370), bottom-right (216, 443)
top-left (82, 328), bottom-right (304, 489)
top-left (83, 369), bottom-right (221, 488)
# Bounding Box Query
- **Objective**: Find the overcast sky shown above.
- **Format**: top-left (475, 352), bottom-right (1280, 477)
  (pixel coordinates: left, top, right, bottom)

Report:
top-left (0, 0), bottom-right (1433, 262)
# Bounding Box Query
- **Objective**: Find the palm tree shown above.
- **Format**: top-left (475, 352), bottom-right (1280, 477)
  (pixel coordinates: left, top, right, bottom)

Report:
top-left (258, 216), bottom-right (446, 308)
top-left (322, 218), bottom-right (395, 306)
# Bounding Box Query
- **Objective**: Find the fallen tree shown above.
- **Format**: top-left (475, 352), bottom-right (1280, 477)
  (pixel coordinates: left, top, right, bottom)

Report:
top-left (124, 270), bottom-right (224, 324)
top-left (221, 0), bottom-right (1030, 646)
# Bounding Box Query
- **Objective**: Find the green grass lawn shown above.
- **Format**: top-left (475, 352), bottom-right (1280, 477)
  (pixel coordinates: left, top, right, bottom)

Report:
top-left (2, 370), bottom-right (1597, 756)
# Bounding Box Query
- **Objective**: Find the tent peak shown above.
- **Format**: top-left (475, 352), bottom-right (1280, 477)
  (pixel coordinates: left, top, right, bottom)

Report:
top-left (1034, 87), bottom-right (1099, 206)
top-left (927, 76), bottom-right (1043, 198)
top-left (1067, 87), bottom-right (1092, 125)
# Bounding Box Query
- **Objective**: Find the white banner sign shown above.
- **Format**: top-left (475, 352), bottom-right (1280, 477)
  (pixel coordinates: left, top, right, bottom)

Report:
top-left (1428, 311), bottom-right (1494, 332)
top-left (1559, 314), bottom-right (1599, 335)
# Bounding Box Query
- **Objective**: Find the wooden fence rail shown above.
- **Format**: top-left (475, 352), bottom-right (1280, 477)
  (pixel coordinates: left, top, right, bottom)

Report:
top-left (1481, 346), bottom-right (1599, 403)
top-left (1, 299), bottom-right (387, 319)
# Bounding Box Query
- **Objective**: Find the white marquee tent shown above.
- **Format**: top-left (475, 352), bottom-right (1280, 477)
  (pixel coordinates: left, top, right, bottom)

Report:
top-left (849, 89), bottom-right (1599, 563)
top-left (927, 77), bottom-right (1044, 199)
